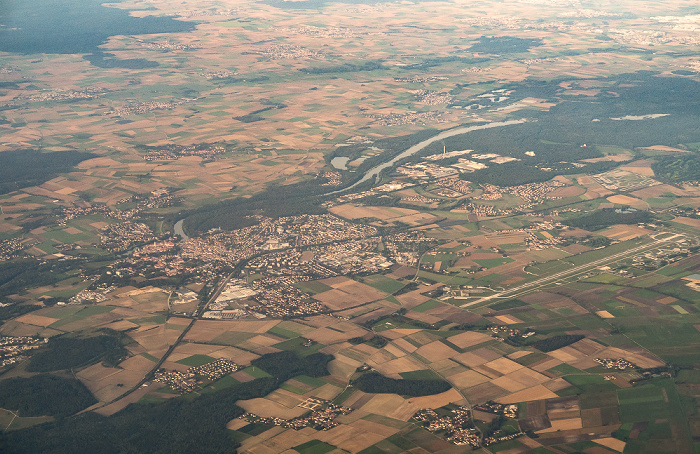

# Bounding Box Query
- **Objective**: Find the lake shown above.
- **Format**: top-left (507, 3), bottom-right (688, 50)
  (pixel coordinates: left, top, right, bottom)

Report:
top-left (0, 0), bottom-right (195, 54)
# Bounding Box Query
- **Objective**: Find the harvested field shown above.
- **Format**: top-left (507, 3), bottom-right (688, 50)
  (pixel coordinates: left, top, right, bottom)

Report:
top-left (306, 326), bottom-right (366, 344)
top-left (606, 194), bottom-right (648, 209)
top-left (595, 437), bottom-right (627, 452)
top-left (506, 368), bottom-right (549, 387)
top-left (491, 375), bottom-right (528, 393)
top-left (673, 216), bottom-right (700, 228)
top-left (330, 204), bottom-right (417, 221)
top-left (563, 244), bottom-right (593, 254)
top-left (620, 160), bottom-right (656, 176)
top-left (0, 320), bottom-right (59, 337)
top-left (415, 340), bottom-right (458, 362)
top-left (13, 313), bottom-right (59, 327)
top-left (453, 349), bottom-right (501, 368)
top-left (432, 358), bottom-right (466, 376)
top-left (350, 418), bottom-right (401, 438)
top-left (395, 290), bottom-right (430, 308)
top-left (370, 355), bottom-right (426, 376)
top-left (185, 320), bottom-right (278, 343)
top-left (601, 224), bottom-right (650, 240)
top-left (581, 408), bottom-right (604, 427)
top-left (497, 385), bottom-right (559, 403)
top-left (315, 423), bottom-right (386, 453)
top-left (382, 343), bottom-right (407, 358)
top-left (538, 417), bottom-right (583, 432)
top-left (79, 355), bottom-right (155, 403)
top-left (544, 378), bottom-right (571, 392)
top-left (406, 331), bottom-right (440, 346)
top-left (410, 388), bottom-right (464, 409)
top-left (447, 331), bottom-right (492, 349)
top-left (309, 383), bottom-right (343, 400)
top-left (358, 394), bottom-right (417, 421)
top-left (464, 381), bottom-right (507, 402)
top-left (631, 183), bottom-right (690, 198)
top-left (94, 385), bottom-right (157, 417)
top-left (237, 426), bottom-right (285, 452)
top-left (237, 397), bottom-right (308, 419)
top-left (129, 325), bottom-right (178, 352)
top-left (657, 296), bottom-right (677, 305)
top-left (494, 314), bottom-right (524, 324)
top-left (448, 369), bottom-right (490, 388)
top-left (391, 337), bottom-right (418, 353)
top-left (102, 320), bottom-right (140, 331)
top-left (484, 358), bottom-right (523, 375)
top-left (314, 282), bottom-right (387, 310)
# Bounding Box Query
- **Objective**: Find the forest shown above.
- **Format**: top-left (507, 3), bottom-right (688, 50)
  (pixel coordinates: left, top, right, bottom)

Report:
top-left (0, 149), bottom-right (94, 195)
top-left (1, 351), bottom-right (335, 453)
top-left (0, 375), bottom-right (97, 417)
top-left (352, 371), bottom-right (451, 396)
top-left (652, 153), bottom-right (700, 183)
top-left (250, 351), bottom-right (333, 381)
top-left (0, 259), bottom-right (85, 300)
top-left (467, 36), bottom-right (542, 53)
top-left (182, 177), bottom-right (329, 232)
top-left (0, 377), bottom-right (277, 454)
top-left (562, 208), bottom-right (653, 231)
top-left (27, 331), bottom-right (128, 372)
top-left (531, 334), bottom-right (585, 353)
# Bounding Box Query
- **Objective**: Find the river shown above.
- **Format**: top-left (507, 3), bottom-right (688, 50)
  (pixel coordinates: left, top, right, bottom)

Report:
top-left (173, 219), bottom-right (189, 240)
top-left (172, 119), bottom-right (526, 236)
top-left (329, 119), bottom-right (526, 194)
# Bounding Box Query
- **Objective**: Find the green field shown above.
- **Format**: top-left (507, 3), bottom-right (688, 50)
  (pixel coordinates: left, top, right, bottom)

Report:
top-left (474, 257), bottom-right (514, 269)
top-left (411, 299), bottom-right (442, 313)
top-left (294, 281), bottom-right (333, 294)
top-left (361, 274), bottom-right (406, 294)
top-left (176, 354), bottom-right (216, 367)
top-left (293, 440), bottom-right (337, 454)
top-left (273, 337), bottom-right (325, 357)
top-left (267, 325), bottom-right (301, 339)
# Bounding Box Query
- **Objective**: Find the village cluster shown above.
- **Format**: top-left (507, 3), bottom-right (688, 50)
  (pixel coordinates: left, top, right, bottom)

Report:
top-left (0, 237), bottom-right (30, 261)
top-left (595, 358), bottom-right (635, 370)
top-left (143, 144), bottom-right (227, 161)
top-left (240, 402), bottom-right (353, 431)
top-left (413, 407), bottom-right (480, 447)
top-left (16, 87), bottom-right (107, 103)
top-left (0, 336), bottom-right (48, 367)
top-left (153, 358), bottom-right (239, 393)
top-left (106, 100), bottom-right (184, 117)
top-left (365, 111), bottom-right (445, 127)
top-left (61, 189), bottom-right (178, 224)
top-left (413, 402), bottom-right (520, 447)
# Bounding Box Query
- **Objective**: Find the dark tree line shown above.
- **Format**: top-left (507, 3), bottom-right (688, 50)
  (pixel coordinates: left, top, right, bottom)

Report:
top-left (0, 377), bottom-right (278, 454)
top-left (562, 208), bottom-right (653, 231)
top-left (0, 351), bottom-right (333, 453)
top-left (652, 153), bottom-right (700, 183)
top-left (0, 149), bottom-right (95, 195)
top-left (0, 375), bottom-right (97, 417)
top-left (0, 258), bottom-right (84, 300)
top-left (250, 351), bottom-right (332, 381)
top-left (531, 334), bottom-right (585, 352)
top-left (352, 372), bottom-right (451, 397)
top-left (27, 331), bottom-right (128, 372)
